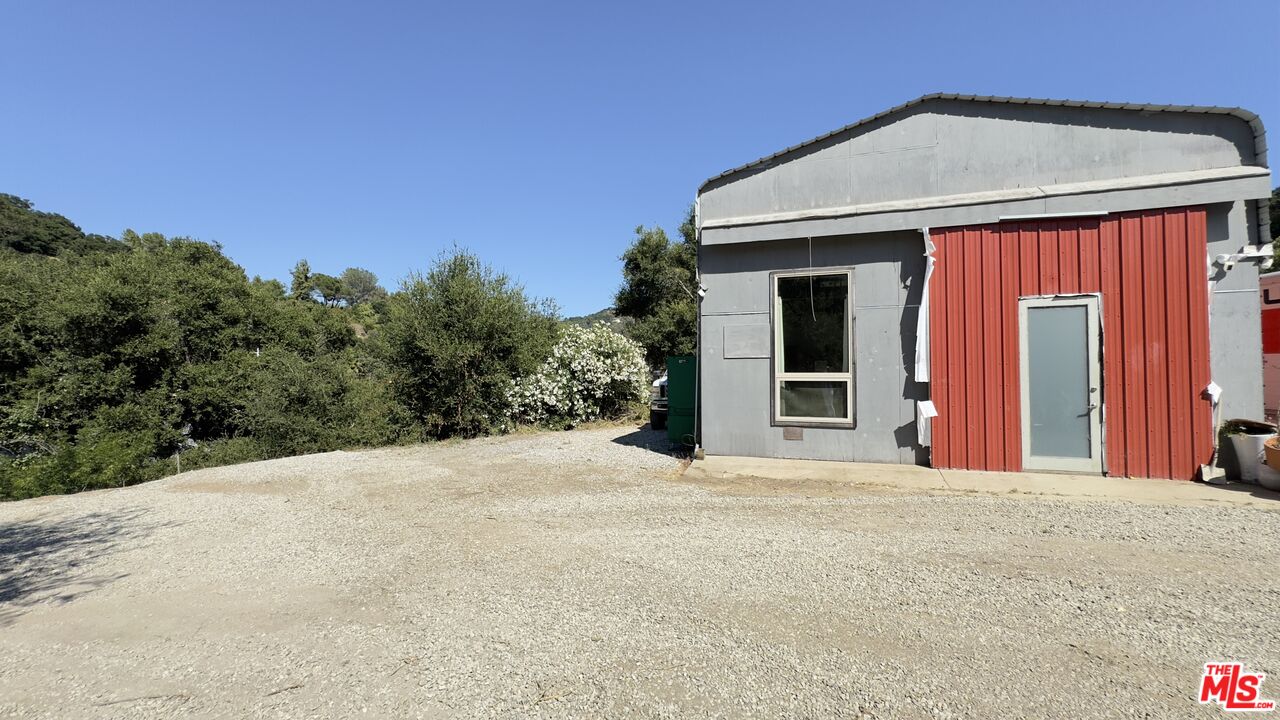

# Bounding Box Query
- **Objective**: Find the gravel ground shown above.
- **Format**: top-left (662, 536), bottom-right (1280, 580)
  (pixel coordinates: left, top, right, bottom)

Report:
top-left (1, 425), bottom-right (1277, 719)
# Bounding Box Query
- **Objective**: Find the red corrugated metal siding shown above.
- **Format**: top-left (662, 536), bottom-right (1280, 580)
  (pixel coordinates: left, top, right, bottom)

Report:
top-left (928, 207), bottom-right (1213, 480)
top-left (1186, 210), bottom-right (1213, 471)
top-left (1100, 219), bottom-right (1126, 474)
top-left (1263, 283), bottom-right (1280, 354)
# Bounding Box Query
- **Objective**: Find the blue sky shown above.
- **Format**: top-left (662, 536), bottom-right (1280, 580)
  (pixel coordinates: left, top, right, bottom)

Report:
top-left (3, 1), bottom-right (1277, 316)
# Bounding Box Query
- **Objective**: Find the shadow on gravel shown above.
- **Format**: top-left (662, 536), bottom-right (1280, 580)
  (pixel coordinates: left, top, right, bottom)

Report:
top-left (1195, 482), bottom-right (1280, 504)
top-left (0, 507), bottom-right (166, 627)
top-left (612, 426), bottom-right (691, 458)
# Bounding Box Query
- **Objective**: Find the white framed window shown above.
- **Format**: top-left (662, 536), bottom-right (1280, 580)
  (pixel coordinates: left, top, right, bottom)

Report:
top-left (771, 268), bottom-right (854, 426)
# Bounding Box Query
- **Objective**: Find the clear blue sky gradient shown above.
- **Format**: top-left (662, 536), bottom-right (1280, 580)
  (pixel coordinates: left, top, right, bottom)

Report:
top-left (3, 1), bottom-right (1277, 316)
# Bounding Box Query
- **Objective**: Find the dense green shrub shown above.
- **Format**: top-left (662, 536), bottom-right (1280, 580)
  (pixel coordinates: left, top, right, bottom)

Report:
top-left (1, 195), bottom-right (673, 501)
top-left (383, 249), bottom-right (559, 438)
top-left (167, 437), bottom-right (272, 474)
top-left (0, 230), bottom-right (410, 500)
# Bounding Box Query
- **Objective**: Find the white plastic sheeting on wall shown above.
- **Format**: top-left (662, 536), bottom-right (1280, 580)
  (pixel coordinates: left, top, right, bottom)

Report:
top-left (913, 227), bottom-right (935, 383)
top-left (914, 227), bottom-right (936, 447)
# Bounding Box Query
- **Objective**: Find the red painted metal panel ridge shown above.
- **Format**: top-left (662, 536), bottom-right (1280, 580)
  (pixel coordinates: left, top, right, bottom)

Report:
top-left (1019, 224), bottom-right (1038, 296)
top-left (1143, 213), bottom-right (1172, 479)
top-left (1000, 225), bottom-right (1021, 471)
top-left (947, 228), bottom-right (966, 469)
top-left (1163, 209), bottom-right (1192, 479)
top-left (1059, 222), bottom-right (1080, 294)
top-left (1039, 224), bottom-right (1059, 295)
top-left (1100, 219), bottom-right (1126, 477)
top-left (1119, 214), bottom-right (1149, 478)
top-left (930, 232), bottom-right (949, 469)
top-left (963, 228), bottom-right (984, 469)
top-left (1186, 209), bottom-right (1213, 471)
top-left (982, 227), bottom-right (1002, 470)
top-left (937, 228), bottom-right (956, 468)
top-left (1079, 222), bottom-right (1101, 295)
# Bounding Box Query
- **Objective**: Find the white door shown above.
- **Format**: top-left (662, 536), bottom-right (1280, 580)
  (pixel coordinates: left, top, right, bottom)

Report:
top-left (1018, 296), bottom-right (1103, 473)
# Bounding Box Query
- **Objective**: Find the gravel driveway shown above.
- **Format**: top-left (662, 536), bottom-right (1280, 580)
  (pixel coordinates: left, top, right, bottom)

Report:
top-left (1, 425), bottom-right (1277, 719)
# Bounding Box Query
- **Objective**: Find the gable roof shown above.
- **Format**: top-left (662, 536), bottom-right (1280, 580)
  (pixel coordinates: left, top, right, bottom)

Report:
top-left (698, 93), bottom-right (1268, 194)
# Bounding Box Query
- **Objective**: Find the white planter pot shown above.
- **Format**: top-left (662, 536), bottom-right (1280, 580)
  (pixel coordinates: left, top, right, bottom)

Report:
top-left (1230, 433), bottom-right (1274, 483)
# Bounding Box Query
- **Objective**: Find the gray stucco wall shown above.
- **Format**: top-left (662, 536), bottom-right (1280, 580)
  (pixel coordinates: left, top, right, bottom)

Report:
top-left (700, 99), bottom-right (1258, 226)
top-left (1207, 202), bottom-right (1265, 423)
top-left (699, 232), bottom-right (927, 463)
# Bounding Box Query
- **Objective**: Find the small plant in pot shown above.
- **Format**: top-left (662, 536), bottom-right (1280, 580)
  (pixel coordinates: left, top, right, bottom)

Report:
top-left (1221, 419), bottom-right (1278, 484)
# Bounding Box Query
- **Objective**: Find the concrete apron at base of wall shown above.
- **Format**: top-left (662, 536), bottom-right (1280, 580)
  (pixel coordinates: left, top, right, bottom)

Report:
top-left (683, 455), bottom-right (1280, 509)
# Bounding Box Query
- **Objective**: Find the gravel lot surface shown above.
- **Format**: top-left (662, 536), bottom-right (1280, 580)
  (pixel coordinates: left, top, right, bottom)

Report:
top-left (1, 425), bottom-right (1277, 719)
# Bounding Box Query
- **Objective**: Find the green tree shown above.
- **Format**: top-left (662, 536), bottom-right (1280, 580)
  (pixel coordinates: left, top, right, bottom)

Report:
top-left (0, 232), bottom-right (259, 495)
top-left (1, 193), bottom-right (607, 500)
top-left (614, 205), bottom-right (698, 367)
top-left (383, 248), bottom-right (558, 438)
top-left (310, 273), bottom-right (345, 307)
top-left (1269, 188), bottom-right (1279, 272)
top-left (0, 229), bottom-right (405, 500)
top-left (339, 267), bottom-right (387, 305)
top-left (290, 259), bottom-right (313, 299)
top-left (1271, 187), bottom-right (1279, 240)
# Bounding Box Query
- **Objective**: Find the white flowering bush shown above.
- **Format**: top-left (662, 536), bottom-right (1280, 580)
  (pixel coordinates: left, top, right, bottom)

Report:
top-left (508, 324), bottom-right (650, 427)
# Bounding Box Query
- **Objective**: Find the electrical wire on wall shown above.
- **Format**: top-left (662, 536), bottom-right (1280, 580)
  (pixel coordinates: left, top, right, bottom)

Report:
top-left (807, 236), bottom-right (816, 321)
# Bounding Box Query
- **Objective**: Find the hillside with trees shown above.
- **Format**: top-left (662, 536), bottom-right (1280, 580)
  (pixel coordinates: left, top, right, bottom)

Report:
top-left (563, 308), bottom-right (629, 331)
top-left (0, 197), bottom-right (650, 500)
top-left (0, 193), bottom-right (123, 256)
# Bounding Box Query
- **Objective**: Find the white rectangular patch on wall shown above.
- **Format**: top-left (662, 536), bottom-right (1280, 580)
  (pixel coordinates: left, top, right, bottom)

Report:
top-left (917, 400), bottom-right (937, 447)
top-left (723, 324), bottom-right (770, 359)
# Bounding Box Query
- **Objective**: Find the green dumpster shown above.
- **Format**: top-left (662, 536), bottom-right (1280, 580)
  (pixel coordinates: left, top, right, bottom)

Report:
top-left (666, 355), bottom-right (696, 446)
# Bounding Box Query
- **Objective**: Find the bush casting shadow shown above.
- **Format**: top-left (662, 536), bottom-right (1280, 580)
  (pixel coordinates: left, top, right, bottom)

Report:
top-left (0, 507), bottom-right (165, 627)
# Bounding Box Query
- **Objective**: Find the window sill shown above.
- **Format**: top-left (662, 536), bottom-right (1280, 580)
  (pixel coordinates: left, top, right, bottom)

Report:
top-left (772, 418), bottom-right (856, 429)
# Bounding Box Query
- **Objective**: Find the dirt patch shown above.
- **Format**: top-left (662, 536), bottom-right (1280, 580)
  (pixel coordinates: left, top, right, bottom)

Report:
top-left (675, 469), bottom-right (929, 500)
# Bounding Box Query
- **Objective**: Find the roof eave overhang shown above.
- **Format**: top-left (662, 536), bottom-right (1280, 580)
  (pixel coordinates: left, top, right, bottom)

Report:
top-left (702, 166), bottom-right (1269, 231)
top-left (699, 166), bottom-right (1271, 247)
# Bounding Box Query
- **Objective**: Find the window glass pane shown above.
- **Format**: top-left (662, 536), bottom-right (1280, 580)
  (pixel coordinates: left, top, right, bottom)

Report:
top-left (1026, 305), bottom-right (1091, 457)
top-left (779, 380), bottom-right (848, 419)
top-left (778, 274), bottom-right (848, 373)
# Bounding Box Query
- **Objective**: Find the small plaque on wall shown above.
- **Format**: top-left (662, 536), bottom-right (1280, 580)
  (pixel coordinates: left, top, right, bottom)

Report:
top-left (783, 427), bottom-right (804, 441)
top-left (723, 325), bottom-right (769, 359)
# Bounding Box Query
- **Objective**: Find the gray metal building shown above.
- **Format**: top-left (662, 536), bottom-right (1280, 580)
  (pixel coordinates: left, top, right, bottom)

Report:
top-left (695, 94), bottom-right (1272, 480)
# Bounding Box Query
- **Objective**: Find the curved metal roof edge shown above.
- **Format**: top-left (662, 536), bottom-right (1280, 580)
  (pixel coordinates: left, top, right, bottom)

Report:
top-left (696, 92), bottom-right (1268, 194)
